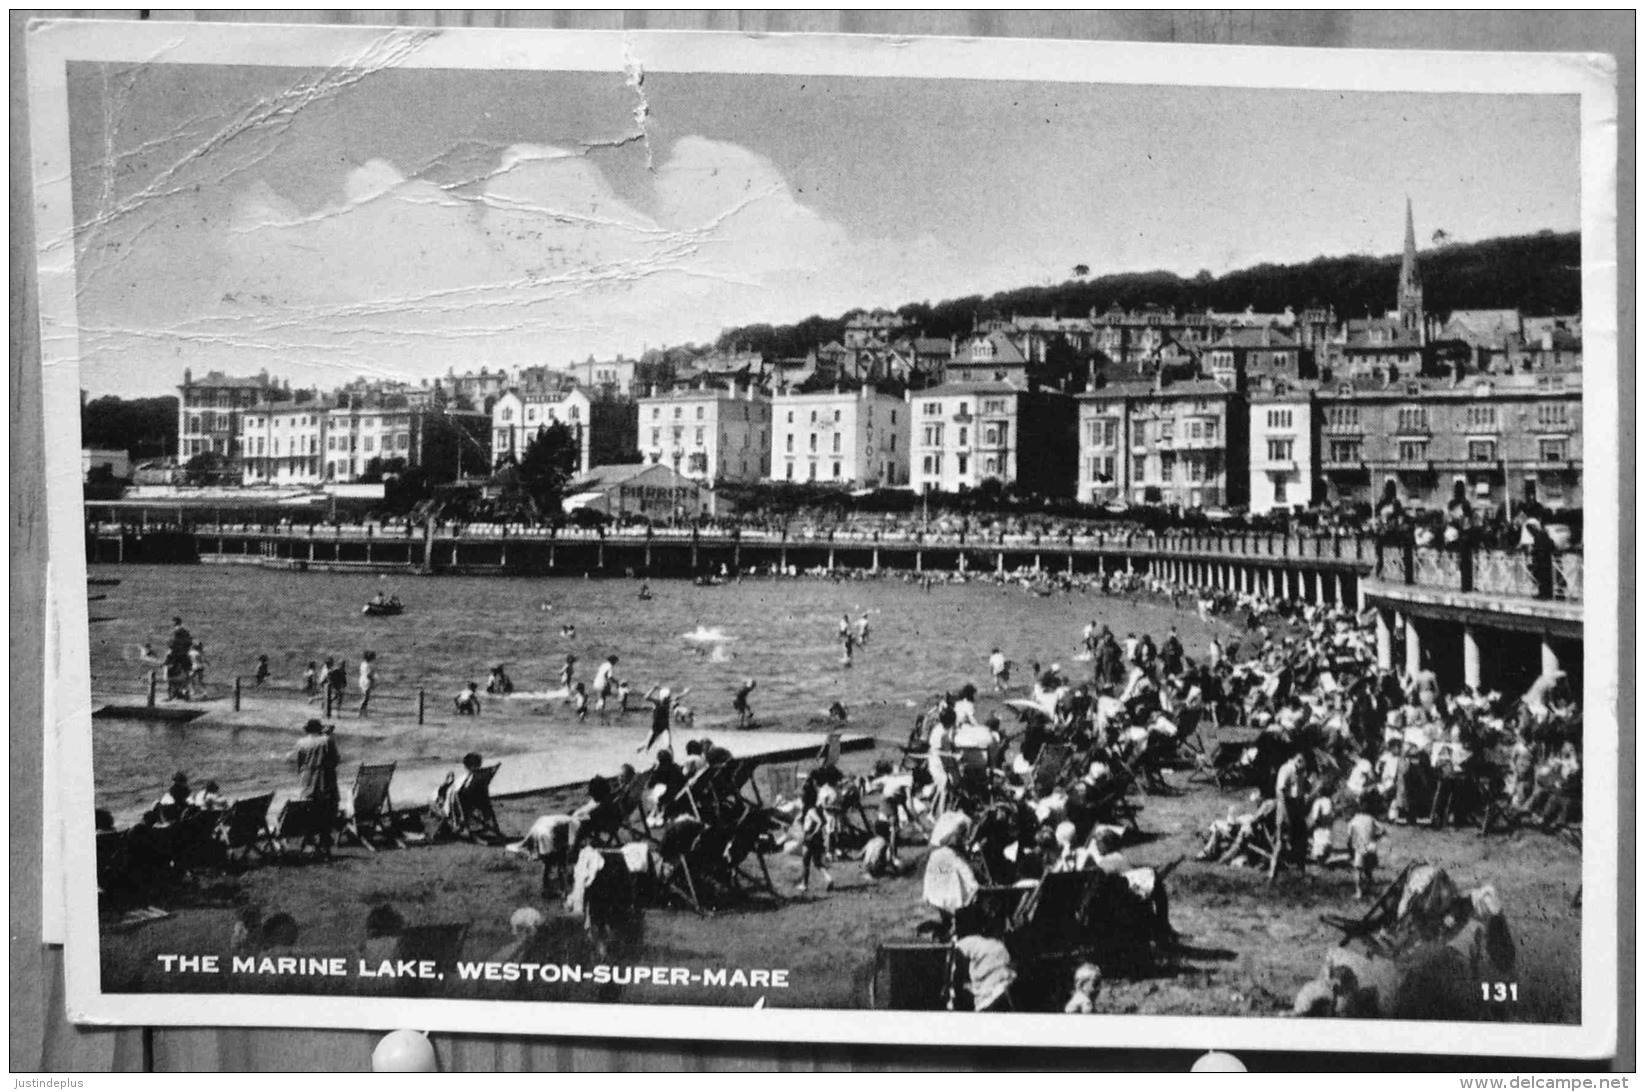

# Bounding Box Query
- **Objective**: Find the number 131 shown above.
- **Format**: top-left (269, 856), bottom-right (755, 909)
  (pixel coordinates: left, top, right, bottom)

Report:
top-left (1481, 982), bottom-right (1519, 1002)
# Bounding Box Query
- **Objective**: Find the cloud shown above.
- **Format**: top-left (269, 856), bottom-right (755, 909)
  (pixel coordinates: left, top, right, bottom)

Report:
top-left (75, 135), bottom-right (968, 395)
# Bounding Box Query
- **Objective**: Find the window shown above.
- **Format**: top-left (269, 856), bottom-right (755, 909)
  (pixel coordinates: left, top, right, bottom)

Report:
top-left (1274, 480), bottom-right (1289, 504)
top-left (807, 463), bottom-right (817, 481)
top-left (570, 407), bottom-right (580, 421)
top-left (922, 425), bottom-right (943, 446)
top-left (1160, 452), bottom-right (1177, 480)
top-left (1267, 439), bottom-right (1294, 462)
top-left (696, 406), bottom-right (705, 420)
top-left (1090, 455), bottom-right (1115, 483)
top-left (1087, 418), bottom-right (1118, 447)
top-left (327, 436), bottom-right (336, 452)
top-left (1204, 420), bottom-right (1217, 442)
top-left (956, 454), bottom-right (969, 475)
top-left (1468, 439), bottom-right (1497, 463)
top-left (1326, 405), bottom-right (1359, 428)
top-left (1398, 440), bottom-right (1429, 463)
top-left (1185, 456), bottom-right (1205, 482)
top-left (363, 437), bottom-right (373, 453)
top-left (982, 398), bottom-right (1008, 414)
top-left (832, 434), bottom-right (841, 453)
top-left (958, 427), bottom-right (969, 447)
top-left (1160, 421), bottom-right (1175, 442)
top-left (786, 411), bottom-right (794, 423)
top-left (694, 427), bottom-right (705, 445)
top-left (832, 461), bottom-right (842, 478)
top-left (526, 409), bottom-right (537, 424)
top-left (785, 462), bottom-right (794, 481)
top-left (652, 407), bottom-right (661, 419)
top-left (1466, 404), bottom-right (1497, 429)
top-left (1537, 403), bottom-right (1570, 429)
top-left (1266, 408), bottom-right (1294, 429)
top-left (652, 428), bottom-right (662, 445)
top-left (889, 434), bottom-right (896, 452)
top-left (1397, 405), bottom-right (1428, 432)
top-left (1133, 455), bottom-right (1147, 482)
top-left (1539, 438), bottom-right (1568, 462)
top-left (808, 433), bottom-right (818, 452)
top-left (273, 440), bottom-right (280, 456)
top-left (834, 409), bottom-right (842, 422)
top-left (671, 427), bottom-right (683, 444)
top-left (923, 401), bottom-right (942, 416)
top-left (922, 455), bottom-right (934, 474)
top-left (501, 408), bottom-right (513, 422)
top-left (785, 434), bottom-right (793, 453)
top-left (674, 407), bottom-right (683, 419)
top-left (891, 410), bottom-right (897, 425)
top-left (809, 410), bottom-right (817, 424)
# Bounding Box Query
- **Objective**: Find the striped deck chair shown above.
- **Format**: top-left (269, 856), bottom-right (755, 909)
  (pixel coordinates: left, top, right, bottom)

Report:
top-left (339, 763), bottom-right (403, 851)
top-left (449, 764), bottom-right (506, 844)
top-left (1030, 742), bottom-right (1072, 798)
top-left (217, 792), bottom-right (276, 862)
top-left (274, 798), bottom-right (335, 860)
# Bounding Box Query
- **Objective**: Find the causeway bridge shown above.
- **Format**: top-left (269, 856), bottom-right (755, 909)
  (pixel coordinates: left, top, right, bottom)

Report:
top-left (85, 518), bottom-right (1583, 696)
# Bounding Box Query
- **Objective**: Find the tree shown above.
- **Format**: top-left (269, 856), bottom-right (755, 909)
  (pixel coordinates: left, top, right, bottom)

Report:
top-left (1073, 264), bottom-right (1090, 278)
top-left (184, 450), bottom-right (231, 486)
top-left (358, 456), bottom-right (409, 485)
top-left (509, 420), bottom-right (581, 519)
top-left (81, 395), bottom-right (178, 461)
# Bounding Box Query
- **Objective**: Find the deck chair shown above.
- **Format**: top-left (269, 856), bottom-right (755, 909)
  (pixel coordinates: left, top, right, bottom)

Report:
top-left (1321, 862), bottom-right (1423, 947)
top-left (868, 942), bottom-right (954, 1011)
top-left (611, 769), bottom-right (656, 843)
top-left (448, 764), bottom-right (506, 844)
top-left (955, 884), bottom-right (1031, 940)
top-left (392, 922), bottom-right (469, 997)
top-left (1008, 869), bottom-right (1104, 955)
top-left (339, 763), bottom-right (404, 851)
top-left (1030, 742), bottom-right (1071, 798)
top-left (898, 718), bottom-right (931, 773)
top-left (274, 798), bottom-right (335, 860)
top-left (654, 818), bottom-right (710, 914)
top-left (217, 793), bottom-right (277, 862)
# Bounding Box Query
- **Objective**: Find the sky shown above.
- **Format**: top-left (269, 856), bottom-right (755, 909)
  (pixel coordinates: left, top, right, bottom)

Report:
top-left (64, 61), bottom-right (1580, 398)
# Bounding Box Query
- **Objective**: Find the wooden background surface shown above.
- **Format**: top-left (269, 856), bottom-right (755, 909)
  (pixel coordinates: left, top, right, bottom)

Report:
top-left (10, 9), bottom-right (1635, 1073)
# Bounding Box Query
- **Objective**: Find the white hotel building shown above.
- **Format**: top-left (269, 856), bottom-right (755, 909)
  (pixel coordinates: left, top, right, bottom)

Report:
top-left (769, 386), bottom-right (909, 487)
top-left (638, 383), bottom-right (772, 485)
top-left (492, 387), bottom-right (595, 473)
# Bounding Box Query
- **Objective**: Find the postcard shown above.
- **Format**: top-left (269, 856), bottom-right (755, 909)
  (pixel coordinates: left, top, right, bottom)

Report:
top-left (26, 19), bottom-right (1619, 1056)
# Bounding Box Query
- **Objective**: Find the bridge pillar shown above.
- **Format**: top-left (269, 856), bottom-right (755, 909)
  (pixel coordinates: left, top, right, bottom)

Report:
top-left (1463, 625), bottom-right (1482, 691)
top-left (1541, 638), bottom-right (1560, 678)
top-left (1265, 569), bottom-right (1276, 598)
top-left (827, 547), bottom-right (835, 571)
top-left (1404, 615), bottom-right (1423, 677)
top-left (914, 550), bottom-right (921, 573)
top-left (996, 552), bottom-right (1004, 575)
top-left (1125, 556), bottom-right (1133, 574)
top-left (366, 541), bottom-right (373, 565)
top-left (872, 548), bottom-right (880, 573)
top-left (1066, 552), bottom-right (1073, 576)
top-left (958, 552), bottom-right (967, 575)
top-left (1375, 609), bottom-right (1393, 670)
top-left (1034, 553), bottom-right (1042, 573)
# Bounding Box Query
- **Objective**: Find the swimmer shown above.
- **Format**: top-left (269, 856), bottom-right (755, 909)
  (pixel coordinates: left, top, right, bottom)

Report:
top-left (638, 582), bottom-right (652, 601)
top-left (560, 623), bottom-right (577, 640)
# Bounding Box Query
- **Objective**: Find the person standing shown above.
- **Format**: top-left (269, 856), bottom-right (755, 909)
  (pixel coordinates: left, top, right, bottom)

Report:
top-left (358, 652), bottom-right (377, 717)
top-left (989, 648), bottom-right (1012, 693)
top-left (857, 611), bottom-right (872, 648)
top-left (593, 655), bottom-right (619, 719)
top-left (1270, 750), bottom-right (1312, 881)
top-left (559, 655), bottom-right (578, 701)
top-left (292, 718), bottom-right (341, 811)
top-left (733, 678), bottom-right (757, 729)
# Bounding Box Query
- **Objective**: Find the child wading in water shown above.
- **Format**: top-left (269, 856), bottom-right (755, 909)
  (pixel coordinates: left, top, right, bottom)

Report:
top-left (797, 784), bottom-right (834, 893)
top-left (572, 682), bottom-right (589, 722)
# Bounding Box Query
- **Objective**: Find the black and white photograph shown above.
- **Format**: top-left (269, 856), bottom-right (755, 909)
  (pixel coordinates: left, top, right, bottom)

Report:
top-left (26, 20), bottom-right (1620, 1056)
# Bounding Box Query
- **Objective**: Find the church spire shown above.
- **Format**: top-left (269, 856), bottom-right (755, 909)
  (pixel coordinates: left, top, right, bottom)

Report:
top-left (1397, 197), bottom-right (1425, 337)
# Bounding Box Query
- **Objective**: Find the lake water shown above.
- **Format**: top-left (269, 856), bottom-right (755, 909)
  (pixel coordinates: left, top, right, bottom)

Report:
top-left (88, 563), bottom-right (1235, 815)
